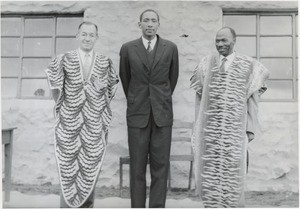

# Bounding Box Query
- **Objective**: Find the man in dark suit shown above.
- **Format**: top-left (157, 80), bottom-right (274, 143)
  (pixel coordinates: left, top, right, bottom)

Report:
top-left (119, 9), bottom-right (179, 208)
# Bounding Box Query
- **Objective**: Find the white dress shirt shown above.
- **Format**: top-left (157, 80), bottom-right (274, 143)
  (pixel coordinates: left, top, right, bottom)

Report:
top-left (219, 52), bottom-right (236, 72)
top-left (142, 35), bottom-right (157, 51)
top-left (78, 48), bottom-right (94, 68)
top-left (78, 48), bottom-right (94, 80)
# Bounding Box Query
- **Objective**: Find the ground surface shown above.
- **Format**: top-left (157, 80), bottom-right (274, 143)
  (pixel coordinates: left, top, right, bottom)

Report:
top-left (3, 184), bottom-right (298, 208)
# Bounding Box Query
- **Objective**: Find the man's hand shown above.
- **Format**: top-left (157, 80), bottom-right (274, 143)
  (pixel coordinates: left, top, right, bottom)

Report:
top-left (92, 75), bottom-right (107, 91)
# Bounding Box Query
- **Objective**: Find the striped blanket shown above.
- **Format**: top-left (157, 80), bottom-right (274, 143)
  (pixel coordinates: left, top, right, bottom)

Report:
top-left (45, 50), bottom-right (118, 207)
top-left (190, 53), bottom-right (269, 207)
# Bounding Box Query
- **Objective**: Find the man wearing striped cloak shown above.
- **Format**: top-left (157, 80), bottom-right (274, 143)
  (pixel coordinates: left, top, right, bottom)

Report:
top-left (190, 27), bottom-right (270, 207)
top-left (45, 22), bottom-right (119, 208)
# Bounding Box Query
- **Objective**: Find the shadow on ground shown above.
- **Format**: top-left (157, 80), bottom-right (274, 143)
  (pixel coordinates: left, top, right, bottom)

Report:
top-left (8, 184), bottom-right (299, 208)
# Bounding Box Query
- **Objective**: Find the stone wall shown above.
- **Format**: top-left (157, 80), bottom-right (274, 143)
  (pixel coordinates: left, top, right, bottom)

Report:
top-left (1, 1), bottom-right (298, 192)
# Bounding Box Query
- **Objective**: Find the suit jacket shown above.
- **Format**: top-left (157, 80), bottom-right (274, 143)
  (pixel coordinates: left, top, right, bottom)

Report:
top-left (119, 35), bottom-right (179, 128)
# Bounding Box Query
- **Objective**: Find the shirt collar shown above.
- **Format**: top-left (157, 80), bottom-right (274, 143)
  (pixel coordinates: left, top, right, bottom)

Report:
top-left (220, 51), bottom-right (235, 63)
top-left (142, 35), bottom-right (157, 50)
top-left (78, 48), bottom-right (94, 60)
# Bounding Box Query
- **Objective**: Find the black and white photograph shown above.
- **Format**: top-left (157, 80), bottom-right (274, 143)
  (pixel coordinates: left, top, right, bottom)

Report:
top-left (1, 0), bottom-right (298, 208)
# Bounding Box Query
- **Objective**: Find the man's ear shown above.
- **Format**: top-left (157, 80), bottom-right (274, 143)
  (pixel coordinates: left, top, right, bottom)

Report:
top-left (138, 22), bottom-right (142, 29)
top-left (76, 33), bottom-right (79, 40)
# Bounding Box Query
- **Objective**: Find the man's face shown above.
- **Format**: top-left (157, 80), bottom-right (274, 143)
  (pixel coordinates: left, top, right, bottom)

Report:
top-left (138, 11), bottom-right (160, 40)
top-left (215, 29), bottom-right (236, 57)
top-left (77, 24), bottom-right (98, 52)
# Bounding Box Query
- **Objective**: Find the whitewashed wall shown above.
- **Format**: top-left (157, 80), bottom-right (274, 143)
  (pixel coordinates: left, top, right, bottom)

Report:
top-left (1, 1), bottom-right (298, 192)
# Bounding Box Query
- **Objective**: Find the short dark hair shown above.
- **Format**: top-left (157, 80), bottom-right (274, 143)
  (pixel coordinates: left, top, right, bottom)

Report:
top-left (139, 9), bottom-right (160, 22)
top-left (78, 21), bottom-right (98, 34)
top-left (218, 27), bottom-right (236, 40)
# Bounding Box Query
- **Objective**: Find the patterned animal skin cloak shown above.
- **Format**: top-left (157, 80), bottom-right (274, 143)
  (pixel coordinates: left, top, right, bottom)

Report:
top-left (190, 53), bottom-right (269, 208)
top-left (45, 50), bottom-right (118, 208)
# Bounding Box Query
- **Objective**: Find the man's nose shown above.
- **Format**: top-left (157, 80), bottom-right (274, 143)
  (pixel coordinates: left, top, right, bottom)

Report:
top-left (147, 22), bottom-right (154, 27)
top-left (84, 35), bottom-right (91, 41)
top-left (216, 42), bottom-right (223, 47)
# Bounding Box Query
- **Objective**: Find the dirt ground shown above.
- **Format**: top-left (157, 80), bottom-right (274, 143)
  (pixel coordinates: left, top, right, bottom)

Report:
top-left (10, 184), bottom-right (299, 208)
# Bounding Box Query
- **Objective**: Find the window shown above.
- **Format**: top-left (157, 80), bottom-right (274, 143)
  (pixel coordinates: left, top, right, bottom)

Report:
top-left (1, 14), bottom-right (83, 99)
top-left (223, 11), bottom-right (298, 101)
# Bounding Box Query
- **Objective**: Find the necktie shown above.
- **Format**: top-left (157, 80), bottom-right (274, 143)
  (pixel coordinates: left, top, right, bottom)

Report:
top-left (83, 53), bottom-right (91, 80)
top-left (147, 41), bottom-right (152, 53)
top-left (220, 57), bottom-right (227, 72)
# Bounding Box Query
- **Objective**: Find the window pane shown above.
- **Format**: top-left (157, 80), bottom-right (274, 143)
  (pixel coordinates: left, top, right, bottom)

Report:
top-left (296, 58), bottom-right (298, 79)
top-left (21, 79), bottom-right (49, 97)
top-left (260, 58), bottom-right (293, 79)
top-left (261, 80), bottom-right (293, 100)
top-left (24, 18), bottom-right (54, 36)
top-left (56, 37), bottom-right (78, 55)
top-left (261, 16), bottom-right (292, 35)
top-left (296, 81), bottom-right (298, 99)
top-left (296, 35), bottom-right (298, 57)
top-left (57, 17), bottom-right (83, 36)
top-left (296, 15), bottom-right (298, 35)
top-left (23, 38), bottom-right (52, 57)
top-left (1, 58), bottom-right (20, 77)
top-left (1, 38), bottom-right (21, 56)
top-left (223, 15), bottom-right (256, 35)
top-left (1, 78), bottom-right (18, 98)
top-left (22, 58), bottom-right (51, 77)
top-left (260, 37), bottom-right (292, 57)
top-left (1, 17), bottom-right (21, 36)
top-left (235, 37), bottom-right (256, 57)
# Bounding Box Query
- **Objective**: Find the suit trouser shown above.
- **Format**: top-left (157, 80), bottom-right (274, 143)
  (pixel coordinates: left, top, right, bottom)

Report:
top-left (60, 189), bottom-right (95, 208)
top-left (128, 113), bottom-right (172, 208)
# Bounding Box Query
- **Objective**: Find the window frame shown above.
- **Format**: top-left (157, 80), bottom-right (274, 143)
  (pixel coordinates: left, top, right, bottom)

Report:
top-left (223, 10), bottom-right (298, 102)
top-left (1, 13), bottom-right (83, 99)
